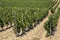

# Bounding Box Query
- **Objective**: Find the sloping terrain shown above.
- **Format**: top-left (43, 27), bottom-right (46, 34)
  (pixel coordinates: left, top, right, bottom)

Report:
top-left (0, 0), bottom-right (60, 40)
top-left (45, 3), bottom-right (60, 40)
top-left (0, 10), bottom-right (51, 40)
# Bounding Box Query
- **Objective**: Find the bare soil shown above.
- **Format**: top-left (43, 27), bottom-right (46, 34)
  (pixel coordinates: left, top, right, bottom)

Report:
top-left (0, 1), bottom-right (60, 40)
top-left (0, 10), bottom-right (51, 40)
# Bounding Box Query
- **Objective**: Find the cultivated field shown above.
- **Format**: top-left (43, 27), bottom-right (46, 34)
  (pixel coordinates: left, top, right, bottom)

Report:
top-left (0, 0), bottom-right (60, 40)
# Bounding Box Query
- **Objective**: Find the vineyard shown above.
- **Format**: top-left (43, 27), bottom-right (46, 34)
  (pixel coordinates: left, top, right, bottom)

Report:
top-left (0, 0), bottom-right (60, 40)
top-left (44, 8), bottom-right (60, 37)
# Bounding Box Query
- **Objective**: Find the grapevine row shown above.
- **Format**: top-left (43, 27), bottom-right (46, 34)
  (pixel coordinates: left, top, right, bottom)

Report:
top-left (44, 8), bottom-right (60, 37)
top-left (0, 0), bottom-right (58, 36)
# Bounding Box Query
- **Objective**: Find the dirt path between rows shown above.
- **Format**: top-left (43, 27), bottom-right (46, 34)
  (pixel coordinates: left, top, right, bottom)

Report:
top-left (45, 3), bottom-right (60, 40)
top-left (0, 9), bottom-right (51, 40)
top-left (54, 17), bottom-right (60, 40)
top-left (45, 17), bottom-right (60, 40)
top-left (53, 3), bottom-right (60, 40)
top-left (0, 1), bottom-right (60, 40)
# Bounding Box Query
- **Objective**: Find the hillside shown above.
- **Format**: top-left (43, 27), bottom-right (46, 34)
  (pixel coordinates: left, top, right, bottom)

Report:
top-left (0, 0), bottom-right (60, 40)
